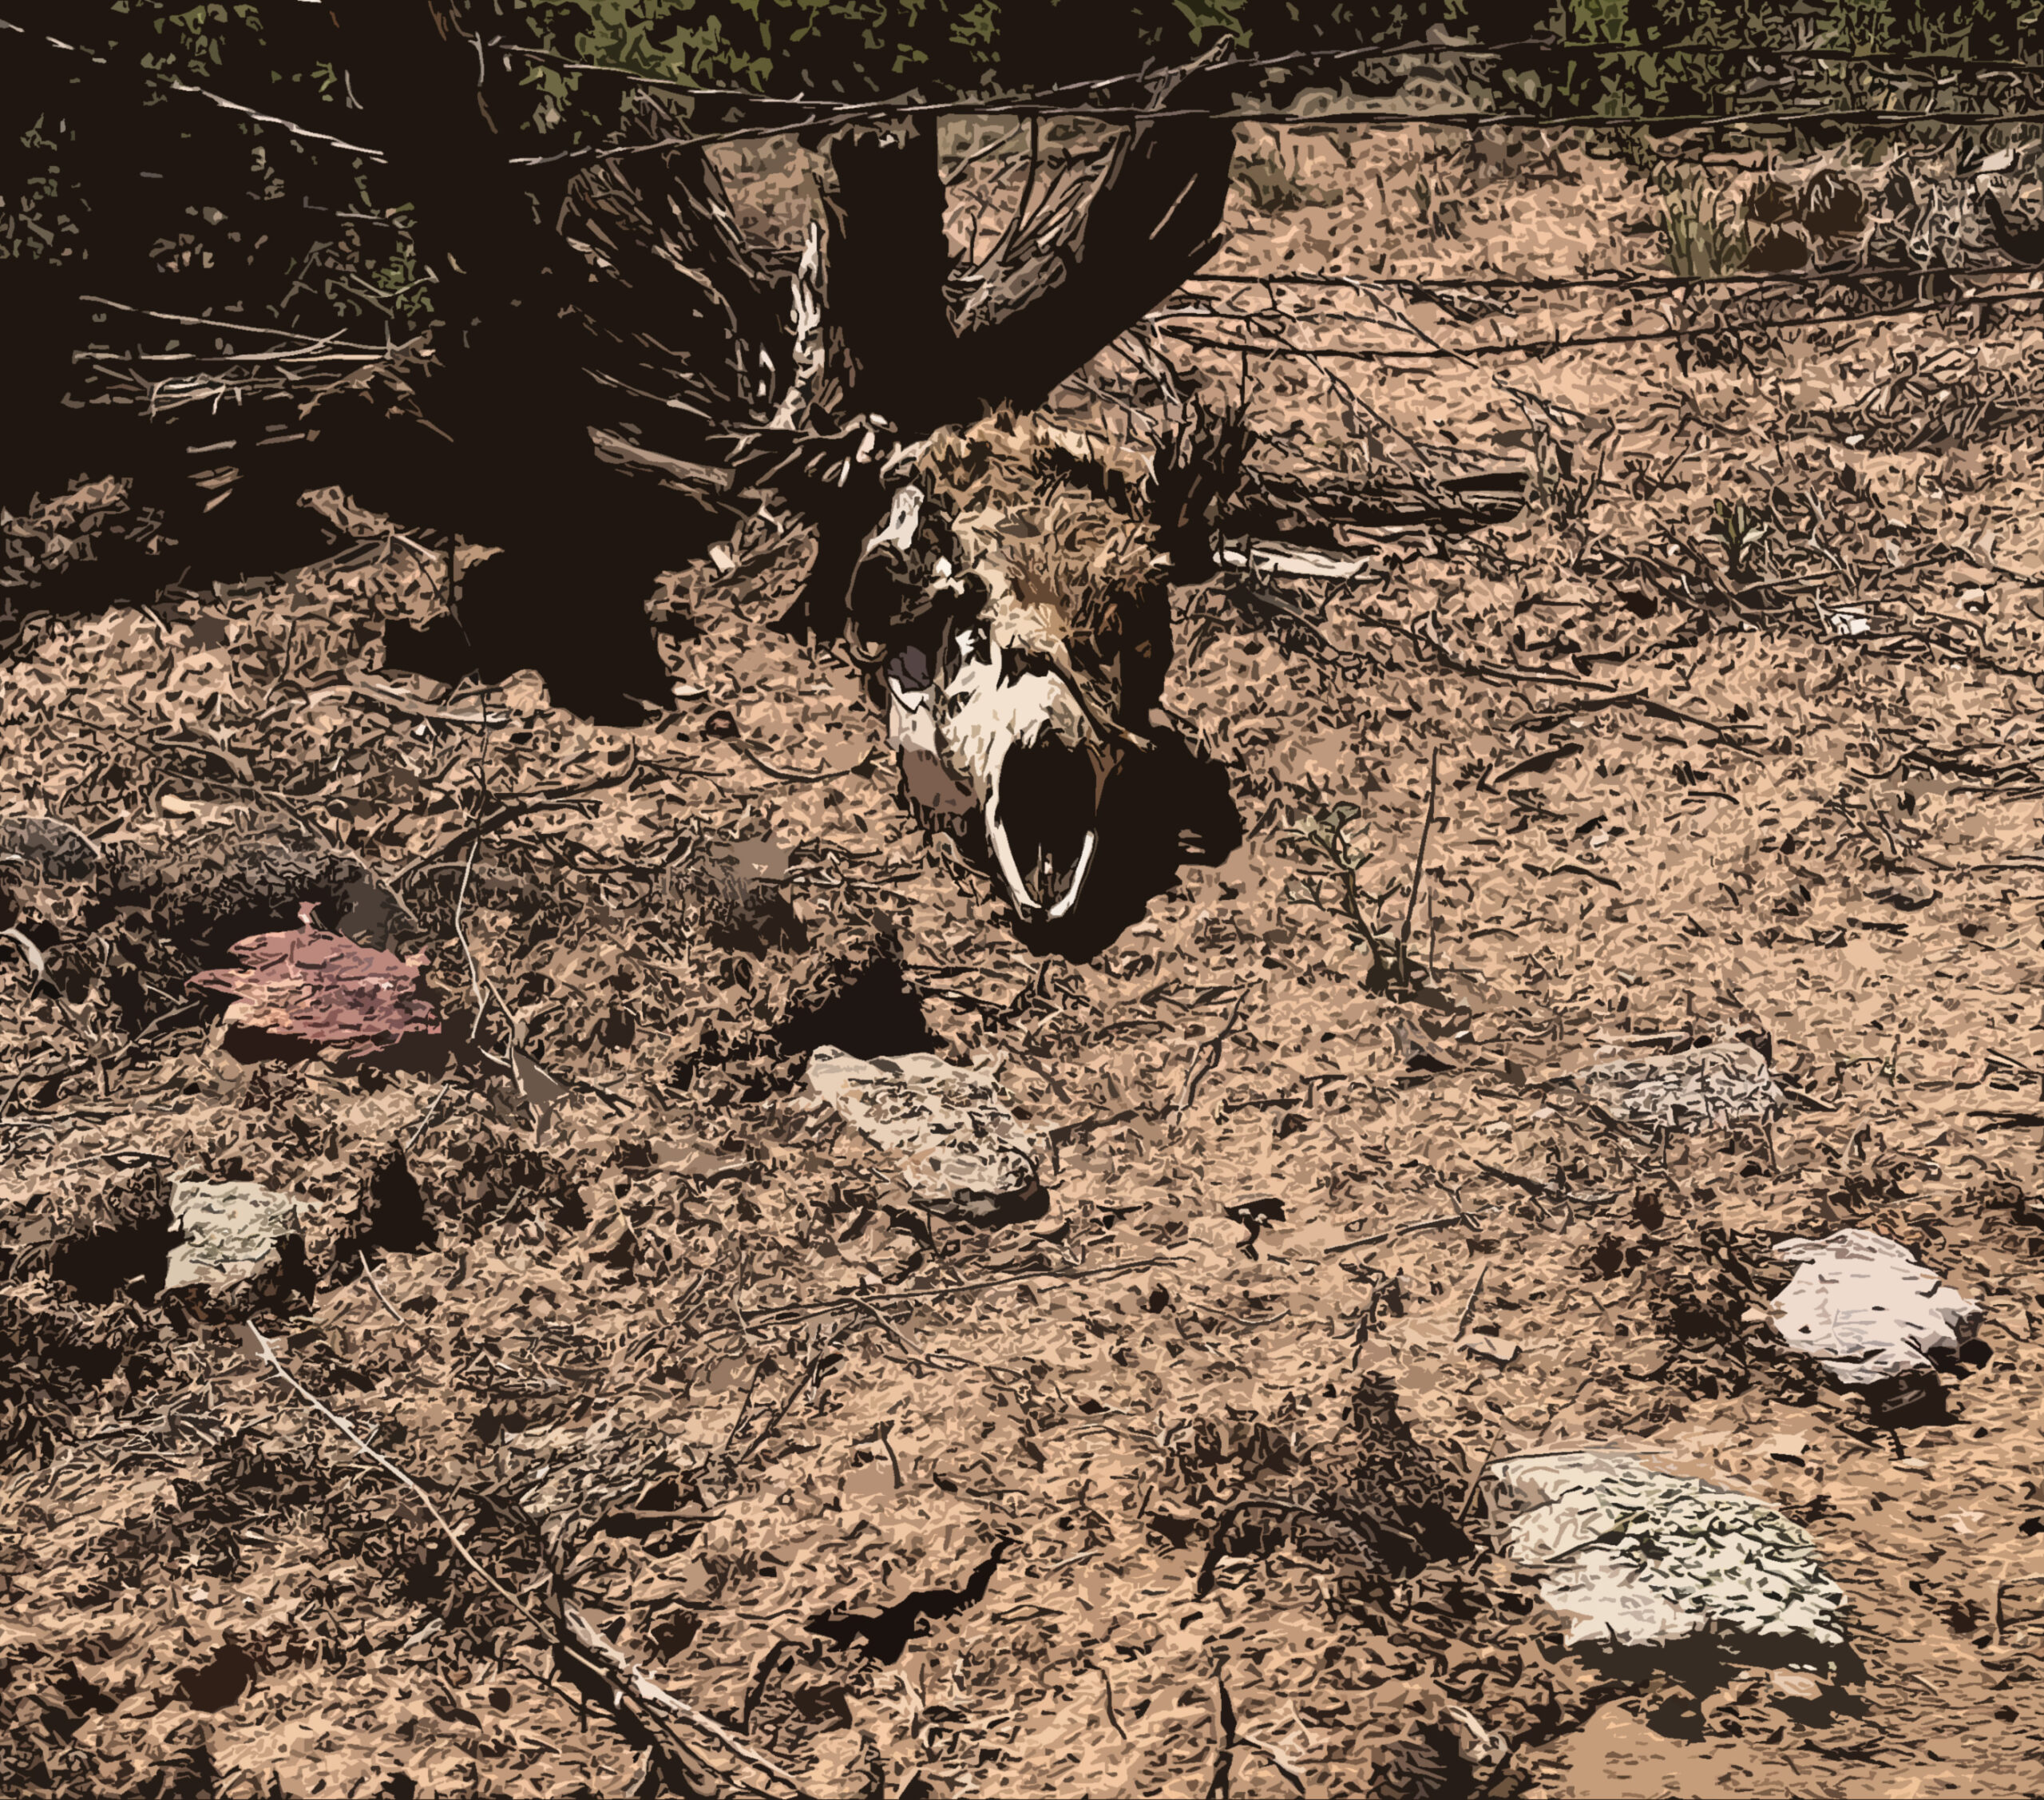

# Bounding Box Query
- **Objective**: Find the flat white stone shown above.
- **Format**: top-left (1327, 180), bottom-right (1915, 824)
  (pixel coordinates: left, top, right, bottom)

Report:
top-left (1580, 1041), bottom-right (1785, 1130)
top-left (809, 1046), bottom-right (1040, 1207)
top-left (1769, 1227), bottom-right (1982, 1386)
top-left (162, 1180), bottom-right (301, 1294)
top-left (1488, 1449), bottom-right (1847, 1650)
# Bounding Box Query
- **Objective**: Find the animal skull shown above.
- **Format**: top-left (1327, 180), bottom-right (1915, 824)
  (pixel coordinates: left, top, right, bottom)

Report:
top-left (866, 414), bottom-right (1171, 926)
top-left (886, 620), bottom-right (1114, 923)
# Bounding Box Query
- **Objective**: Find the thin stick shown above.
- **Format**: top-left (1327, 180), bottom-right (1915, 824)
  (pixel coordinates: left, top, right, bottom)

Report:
top-left (1175, 991), bottom-right (1250, 1116)
top-left (242, 1323), bottom-right (814, 1798)
top-left (1454, 1262), bottom-right (1491, 1340)
top-left (1321, 1203), bottom-right (1503, 1255)
top-left (1094, 1660), bottom-right (1130, 1741)
top-left (402, 1081), bottom-right (454, 1152)
top-left (386, 769), bottom-right (637, 886)
top-left (77, 293), bottom-right (385, 350)
top-left (1452, 1424), bottom-right (1507, 1529)
top-left (730, 737), bottom-right (873, 784)
top-left (358, 1252), bottom-right (409, 1330)
top-left (1400, 747), bottom-right (1440, 953)
top-left (452, 839), bottom-right (494, 1040)
top-left (559, 1608), bottom-right (817, 1799)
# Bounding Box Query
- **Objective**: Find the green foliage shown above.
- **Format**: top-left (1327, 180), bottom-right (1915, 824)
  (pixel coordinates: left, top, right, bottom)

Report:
top-left (1517, 0), bottom-right (2044, 129)
top-left (1658, 168), bottom-right (1751, 276)
top-left (512, 0), bottom-right (1244, 102)
top-left (1709, 496), bottom-right (1769, 583)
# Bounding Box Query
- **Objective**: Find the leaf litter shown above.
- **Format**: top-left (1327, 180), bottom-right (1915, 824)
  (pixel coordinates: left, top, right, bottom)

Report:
top-left (5, 125), bottom-right (2044, 1799)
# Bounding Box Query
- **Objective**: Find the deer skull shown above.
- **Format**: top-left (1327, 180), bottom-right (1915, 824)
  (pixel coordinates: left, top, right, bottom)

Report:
top-left (867, 416), bottom-right (1171, 926)
top-left (887, 618), bottom-right (1116, 923)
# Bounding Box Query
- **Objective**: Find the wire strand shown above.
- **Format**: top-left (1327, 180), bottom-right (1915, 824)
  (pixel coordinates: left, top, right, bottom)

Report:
top-left (1187, 260), bottom-right (2044, 295)
top-left (1159, 280), bottom-right (2044, 365)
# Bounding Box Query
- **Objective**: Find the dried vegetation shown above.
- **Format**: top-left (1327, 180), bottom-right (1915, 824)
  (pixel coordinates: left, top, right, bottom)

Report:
top-left (6, 121), bottom-right (2044, 1798)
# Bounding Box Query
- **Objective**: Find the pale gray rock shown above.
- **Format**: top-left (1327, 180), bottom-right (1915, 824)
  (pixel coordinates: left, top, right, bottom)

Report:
top-left (1770, 1227), bottom-right (1982, 1386)
top-left (1488, 1449), bottom-right (1848, 1651)
top-left (1581, 1041), bottom-right (1785, 1130)
top-left (162, 1180), bottom-right (302, 1296)
top-left (809, 1045), bottom-right (1040, 1211)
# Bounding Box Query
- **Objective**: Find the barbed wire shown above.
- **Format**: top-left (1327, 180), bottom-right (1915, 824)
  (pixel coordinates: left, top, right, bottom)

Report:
top-left (1189, 259), bottom-right (2044, 296)
top-left (481, 30), bottom-right (2044, 164)
top-left (20, 10), bottom-right (2044, 175)
top-left (1159, 279), bottom-right (2044, 365)
top-left (490, 33), bottom-right (2044, 109)
top-left (510, 101), bottom-right (2044, 169)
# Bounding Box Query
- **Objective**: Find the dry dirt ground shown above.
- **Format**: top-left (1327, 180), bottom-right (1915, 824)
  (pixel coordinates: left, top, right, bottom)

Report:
top-left (9, 121), bottom-right (2044, 1799)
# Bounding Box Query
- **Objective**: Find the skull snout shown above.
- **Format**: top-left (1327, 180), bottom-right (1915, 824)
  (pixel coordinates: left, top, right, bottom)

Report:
top-left (986, 726), bottom-right (1113, 922)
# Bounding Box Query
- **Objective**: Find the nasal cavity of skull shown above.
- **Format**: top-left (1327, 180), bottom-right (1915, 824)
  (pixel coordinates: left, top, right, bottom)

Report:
top-left (997, 735), bottom-right (1098, 911)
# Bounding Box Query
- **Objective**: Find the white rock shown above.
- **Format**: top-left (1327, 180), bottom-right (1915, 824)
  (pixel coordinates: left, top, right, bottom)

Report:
top-left (162, 1180), bottom-right (302, 1295)
top-left (1488, 1449), bottom-right (1848, 1651)
top-left (1769, 1228), bottom-right (1982, 1386)
top-left (808, 1046), bottom-right (1040, 1211)
top-left (1580, 1041), bottom-right (1784, 1131)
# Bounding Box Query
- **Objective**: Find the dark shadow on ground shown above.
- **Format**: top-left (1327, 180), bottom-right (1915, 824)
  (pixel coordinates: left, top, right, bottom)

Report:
top-left (774, 954), bottom-right (944, 1061)
top-left (1575, 1635), bottom-right (1871, 1744)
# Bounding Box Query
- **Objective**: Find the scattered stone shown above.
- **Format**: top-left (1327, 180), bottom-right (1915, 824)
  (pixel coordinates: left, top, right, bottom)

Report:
top-left (1487, 1449), bottom-right (1848, 1652)
top-left (1769, 1227), bottom-right (1983, 1387)
top-left (1580, 1041), bottom-right (1785, 1131)
top-left (809, 1045), bottom-right (1042, 1220)
top-left (188, 904), bottom-right (442, 1061)
top-left (161, 1180), bottom-right (303, 1308)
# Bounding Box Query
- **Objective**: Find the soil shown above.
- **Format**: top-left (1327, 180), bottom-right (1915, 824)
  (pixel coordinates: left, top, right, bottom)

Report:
top-left (6, 121), bottom-right (2044, 1798)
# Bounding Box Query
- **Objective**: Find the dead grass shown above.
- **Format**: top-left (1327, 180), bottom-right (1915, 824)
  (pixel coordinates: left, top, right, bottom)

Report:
top-left (5, 123), bottom-right (2044, 1798)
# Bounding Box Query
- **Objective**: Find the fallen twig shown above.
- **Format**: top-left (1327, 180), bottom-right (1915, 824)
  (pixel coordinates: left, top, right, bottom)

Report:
top-left (1454, 1261), bottom-right (1491, 1339)
top-left (1454, 1427), bottom-right (1505, 1528)
top-left (344, 676), bottom-right (512, 727)
top-left (1397, 747), bottom-right (1440, 968)
top-left (240, 1321), bottom-right (814, 1798)
top-left (730, 737), bottom-right (875, 785)
top-left (358, 1252), bottom-right (409, 1332)
top-left (1498, 685), bottom-right (1758, 747)
top-left (387, 765), bottom-right (640, 887)
top-left (450, 837), bottom-right (518, 1072)
top-left (1174, 991), bottom-right (1250, 1116)
top-left (1320, 1203), bottom-right (1503, 1255)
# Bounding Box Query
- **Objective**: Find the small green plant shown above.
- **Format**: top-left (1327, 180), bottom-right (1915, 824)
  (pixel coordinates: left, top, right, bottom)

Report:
top-left (1709, 497), bottom-right (1769, 584)
top-left (1281, 751), bottom-right (1444, 1001)
top-left (1659, 170), bottom-right (1752, 279)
